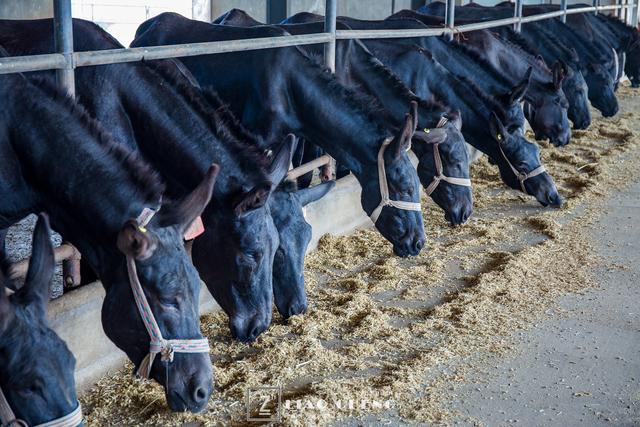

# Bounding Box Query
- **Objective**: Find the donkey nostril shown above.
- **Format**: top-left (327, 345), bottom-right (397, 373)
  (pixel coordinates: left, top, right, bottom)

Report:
top-left (194, 387), bottom-right (207, 403)
top-left (414, 239), bottom-right (424, 252)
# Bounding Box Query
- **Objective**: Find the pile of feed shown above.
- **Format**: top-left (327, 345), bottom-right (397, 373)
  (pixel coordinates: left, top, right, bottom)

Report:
top-left (82, 84), bottom-right (640, 426)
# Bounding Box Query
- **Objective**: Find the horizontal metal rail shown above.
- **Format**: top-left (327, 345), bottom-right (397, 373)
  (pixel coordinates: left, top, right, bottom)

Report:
top-left (8, 243), bottom-right (79, 280)
top-left (0, 4), bottom-right (633, 75)
top-left (287, 154), bottom-right (332, 180)
top-left (0, 32), bottom-right (333, 74)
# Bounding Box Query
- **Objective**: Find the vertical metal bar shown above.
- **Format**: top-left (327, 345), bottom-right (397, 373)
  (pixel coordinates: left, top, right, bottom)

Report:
top-left (514, 0), bottom-right (523, 32)
top-left (324, 0), bottom-right (337, 72)
top-left (633, 0), bottom-right (639, 26)
top-left (561, 0), bottom-right (568, 23)
top-left (445, 0), bottom-right (455, 41)
top-left (267, 0), bottom-right (288, 24)
top-left (593, 0), bottom-right (599, 15)
top-left (617, 0), bottom-right (623, 19)
top-left (411, 0), bottom-right (426, 9)
top-left (53, 0), bottom-right (75, 97)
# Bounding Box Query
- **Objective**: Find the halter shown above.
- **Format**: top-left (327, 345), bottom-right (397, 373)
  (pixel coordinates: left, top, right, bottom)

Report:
top-left (0, 387), bottom-right (82, 427)
top-left (422, 117), bottom-right (472, 196)
top-left (129, 207), bottom-right (210, 379)
top-left (495, 137), bottom-right (546, 194)
top-left (369, 137), bottom-right (422, 224)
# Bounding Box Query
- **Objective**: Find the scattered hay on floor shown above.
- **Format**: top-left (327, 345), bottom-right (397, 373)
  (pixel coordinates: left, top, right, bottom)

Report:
top-left (81, 85), bottom-right (640, 426)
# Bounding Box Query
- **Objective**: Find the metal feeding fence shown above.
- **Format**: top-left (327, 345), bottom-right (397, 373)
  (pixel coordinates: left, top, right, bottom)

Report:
top-left (2, 0), bottom-right (639, 286)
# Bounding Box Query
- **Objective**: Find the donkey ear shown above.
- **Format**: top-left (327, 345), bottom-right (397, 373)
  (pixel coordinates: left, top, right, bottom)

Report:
top-left (552, 61), bottom-right (565, 91)
top-left (449, 110), bottom-right (462, 130)
top-left (267, 134), bottom-right (296, 189)
top-left (507, 67), bottom-right (532, 104)
top-left (390, 112), bottom-right (415, 159)
top-left (296, 180), bottom-right (336, 207)
top-left (233, 183), bottom-right (271, 217)
top-left (158, 164), bottom-right (219, 234)
top-left (117, 220), bottom-right (157, 261)
top-left (22, 213), bottom-right (55, 319)
top-left (489, 111), bottom-right (507, 142)
top-left (409, 100), bottom-right (418, 130)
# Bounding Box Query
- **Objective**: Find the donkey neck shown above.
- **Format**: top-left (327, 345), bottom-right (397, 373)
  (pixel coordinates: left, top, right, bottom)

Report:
top-left (418, 58), bottom-right (505, 161)
top-left (346, 42), bottom-right (446, 130)
top-left (4, 77), bottom-right (161, 260)
top-left (116, 62), bottom-right (267, 199)
top-left (287, 49), bottom-right (391, 175)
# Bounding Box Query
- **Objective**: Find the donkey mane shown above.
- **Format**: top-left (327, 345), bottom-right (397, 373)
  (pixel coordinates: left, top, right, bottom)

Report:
top-left (598, 13), bottom-right (639, 36)
top-left (455, 72), bottom-right (508, 120)
top-left (417, 48), bottom-right (507, 120)
top-left (302, 50), bottom-right (392, 136)
top-left (495, 28), bottom-right (540, 58)
top-left (492, 30), bottom-right (552, 74)
top-left (199, 89), bottom-right (266, 149)
top-left (143, 59), bottom-right (272, 173)
top-left (531, 23), bottom-right (581, 64)
top-left (364, 51), bottom-right (451, 115)
top-left (446, 38), bottom-right (512, 86)
top-left (28, 78), bottom-right (164, 202)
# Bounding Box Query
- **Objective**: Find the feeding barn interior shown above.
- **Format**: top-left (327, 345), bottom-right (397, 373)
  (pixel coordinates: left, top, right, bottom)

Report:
top-left (0, 0), bottom-right (639, 425)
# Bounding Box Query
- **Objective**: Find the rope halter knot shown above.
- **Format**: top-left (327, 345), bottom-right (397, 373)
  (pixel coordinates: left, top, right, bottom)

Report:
top-left (422, 117), bottom-right (472, 196)
top-left (129, 206), bottom-right (210, 380)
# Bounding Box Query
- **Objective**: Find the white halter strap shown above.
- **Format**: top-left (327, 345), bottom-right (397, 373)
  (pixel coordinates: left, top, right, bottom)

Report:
top-left (496, 139), bottom-right (546, 194)
top-left (369, 137), bottom-right (422, 224)
top-left (129, 207), bottom-right (210, 379)
top-left (422, 117), bottom-right (472, 196)
top-left (0, 386), bottom-right (82, 427)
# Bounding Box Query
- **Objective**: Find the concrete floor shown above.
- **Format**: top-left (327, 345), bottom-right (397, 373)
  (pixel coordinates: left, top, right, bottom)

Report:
top-left (445, 181), bottom-right (640, 426)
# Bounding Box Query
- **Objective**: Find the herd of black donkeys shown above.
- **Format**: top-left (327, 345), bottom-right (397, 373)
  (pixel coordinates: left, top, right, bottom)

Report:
top-left (0, 2), bottom-right (637, 422)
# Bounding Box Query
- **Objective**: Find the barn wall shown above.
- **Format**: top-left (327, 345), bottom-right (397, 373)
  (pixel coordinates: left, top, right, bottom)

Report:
top-left (0, 0), bottom-right (53, 19)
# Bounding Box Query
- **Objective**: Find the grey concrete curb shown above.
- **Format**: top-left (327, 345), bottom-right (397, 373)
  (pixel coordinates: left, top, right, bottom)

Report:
top-left (49, 174), bottom-right (371, 392)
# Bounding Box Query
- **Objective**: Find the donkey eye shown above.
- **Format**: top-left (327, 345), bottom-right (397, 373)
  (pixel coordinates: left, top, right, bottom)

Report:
top-left (158, 297), bottom-right (180, 310)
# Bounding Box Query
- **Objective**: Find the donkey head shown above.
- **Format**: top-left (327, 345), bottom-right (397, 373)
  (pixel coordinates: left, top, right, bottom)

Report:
top-left (560, 61), bottom-right (591, 130)
top-left (412, 112), bottom-right (473, 226)
top-left (516, 66), bottom-right (571, 147)
top-left (361, 102), bottom-right (425, 257)
top-left (193, 136), bottom-right (295, 342)
top-left (0, 214), bottom-right (80, 426)
top-left (269, 180), bottom-right (335, 319)
top-left (489, 112), bottom-right (563, 207)
top-left (101, 165), bottom-right (219, 413)
top-left (585, 60), bottom-right (619, 117)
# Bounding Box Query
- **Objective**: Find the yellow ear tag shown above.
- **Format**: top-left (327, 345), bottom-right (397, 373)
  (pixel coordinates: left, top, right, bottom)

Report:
top-left (496, 134), bottom-right (502, 141)
top-left (138, 226), bottom-right (147, 233)
top-left (423, 128), bottom-right (430, 134)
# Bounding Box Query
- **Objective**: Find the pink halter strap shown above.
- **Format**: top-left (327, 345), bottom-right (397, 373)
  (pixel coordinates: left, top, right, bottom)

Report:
top-left (129, 207), bottom-right (210, 379)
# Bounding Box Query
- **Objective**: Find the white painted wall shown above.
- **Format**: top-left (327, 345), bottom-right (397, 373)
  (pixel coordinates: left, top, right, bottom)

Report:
top-left (71, 0), bottom-right (193, 46)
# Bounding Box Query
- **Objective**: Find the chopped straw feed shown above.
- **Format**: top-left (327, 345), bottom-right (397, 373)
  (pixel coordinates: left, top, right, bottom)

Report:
top-left (81, 84), bottom-right (640, 426)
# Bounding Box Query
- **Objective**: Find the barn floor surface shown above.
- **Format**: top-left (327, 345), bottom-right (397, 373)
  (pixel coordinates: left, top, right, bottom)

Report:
top-left (45, 86), bottom-right (640, 426)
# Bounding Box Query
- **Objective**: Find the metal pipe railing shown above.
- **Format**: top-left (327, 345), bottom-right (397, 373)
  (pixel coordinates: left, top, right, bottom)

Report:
top-left (561, 0), bottom-right (568, 23)
top-left (53, 0), bottom-right (75, 97)
top-left (0, 4), bottom-right (634, 75)
top-left (0, 33), bottom-right (333, 75)
top-left (445, 0), bottom-right (455, 41)
top-left (324, 0), bottom-right (337, 72)
top-left (514, 0), bottom-right (524, 32)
